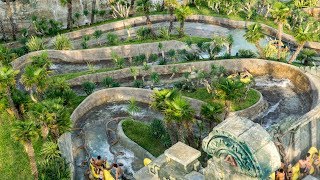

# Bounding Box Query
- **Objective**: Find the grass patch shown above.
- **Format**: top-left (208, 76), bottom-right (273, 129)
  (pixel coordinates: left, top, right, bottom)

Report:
top-left (54, 67), bottom-right (115, 80)
top-left (181, 88), bottom-right (260, 111)
top-left (0, 114), bottom-right (41, 180)
top-left (122, 119), bottom-right (166, 157)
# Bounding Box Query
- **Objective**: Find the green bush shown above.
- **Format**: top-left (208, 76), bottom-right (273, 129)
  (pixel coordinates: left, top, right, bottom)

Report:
top-left (133, 80), bottom-right (144, 88)
top-left (134, 54), bottom-right (146, 65)
top-left (26, 36), bottom-right (45, 51)
top-left (53, 34), bottom-right (73, 50)
top-left (82, 82), bottom-right (96, 95)
top-left (102, 77), bottom-right (114, 87)
top-left (106, 33), bottom-right (119, 45)
top-left (150, 119), bottom-right (166, 138)
top-left (38, 157), bottom-right (70, 180)
top-left (111, 81), bottom-right (120, 87)
top-left (159, 27), bottom-right (170, 40)
top-left (136, 27), bottom-right (153, 40)
top-left (237, 49), bottom-right (256, 58)
top-left (149, 54), bottom-right (158, 62)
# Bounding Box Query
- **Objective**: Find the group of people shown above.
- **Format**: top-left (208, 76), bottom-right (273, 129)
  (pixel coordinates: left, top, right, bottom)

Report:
top-left (298, 152), bottom-right (320, 178)
top-left (275, 152), bottom-right (320, 180)
top-left (90, 155), bottom-right (126, 180)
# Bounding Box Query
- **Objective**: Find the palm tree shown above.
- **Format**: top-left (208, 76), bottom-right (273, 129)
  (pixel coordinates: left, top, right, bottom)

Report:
top-left (0, 45), bottom-right (17, 66)
top-left (164, 96), bottom-right (196, 147)
top-left (270, 2), bottom-right (291, 60)
top-left (175, 6), bottom-right (192, 37)
top-left (12, 120), bottom-right (39, 180)
top-left (127, 98), bottom-right (141, 116)
top-left (164, 0), bottom-right (179, 33)
top-left (151, 89), bottom-right (180, 144)
top-left (130, 67), bottom-right (139, 81)
top-left (91, 0), bottom-right (97, 24)
top-left (0, 66), bottom-right (21, 119)
top-left (60, 0), bottom-right (73, 29)
top-left (28, 98), bottom-right (71, 141)
top-left (215, 77), bottom-right (246, 120)
top-left (200, 102), bottom-right (223, 129)
top-left (244, 23), bottom-right (266, 58)
top-left (150, 72), bottom-right (160, 88)
top-left (287, 22), bottom-right (318, 64)
top-left (21, 66), bottom-right (50, 102)
top-left (136, 0), bottom-right (155, 36)
top-left (5, 0), bottom-right (17, 40)
top-left (227, 34), bottom-right (234, 55)
top-left (141, 62), bottom-right (150, 83)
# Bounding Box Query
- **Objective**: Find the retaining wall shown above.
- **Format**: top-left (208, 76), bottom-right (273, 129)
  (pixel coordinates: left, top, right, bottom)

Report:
top-left (11, 40), bottom-right (187, 70)
top-left (60, 15), bottom-right (320, 50)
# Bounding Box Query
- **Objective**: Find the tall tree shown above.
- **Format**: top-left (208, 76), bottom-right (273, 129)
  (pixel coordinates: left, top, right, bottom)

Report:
top-left (200, 102), bottom-right (223, 130)
top-left (244, 23), bottom-right (266, 58)
top-left (175, 6), bottom-right (192, 37)
top-left (215, 77), bottom-right (246, 120)
top-left (164, 96), bottom-right (196, 148)
top-left (164, 0), bottom-right (179, 33)
top-left (0, 66), bottom-right (21, 119)
top-left (287, 22), bottom-right (319, 64)
top-left (270, 2), bottom-right (291, 60)
top-left (12, 120), bottom-right (39, 180)
top-left (5, 0), bottom-right (17, 40)
top-left (151, 89), bottom-right (180, 144)
top-left (28, 98), bottom-right (71, 141)
top-left (91, 0), bottom-right (97, 24)
top-left (21, 53), bottom-right (52, 102)
top-left (60, 0), bottom-right (73, 29)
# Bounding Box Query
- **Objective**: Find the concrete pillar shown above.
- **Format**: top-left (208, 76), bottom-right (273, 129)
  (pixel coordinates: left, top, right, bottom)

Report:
top-left (311, 119), bottom-right (318, 147)
top-left (292, 128), bottom-right (301, 161)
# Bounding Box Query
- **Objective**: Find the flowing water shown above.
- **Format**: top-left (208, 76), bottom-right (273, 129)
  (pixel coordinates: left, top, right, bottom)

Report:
top-left (254, 76), bottom-right (311, 128)
top-left (72, 102), bottom-right (163, 180)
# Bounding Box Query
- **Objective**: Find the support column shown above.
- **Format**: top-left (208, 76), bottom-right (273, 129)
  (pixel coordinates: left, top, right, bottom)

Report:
top-left (311, 119), bottom-right (318, 147)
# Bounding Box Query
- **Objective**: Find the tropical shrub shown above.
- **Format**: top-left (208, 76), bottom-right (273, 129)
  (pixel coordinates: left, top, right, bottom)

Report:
top-left (159, 27), bottom-right (170, 40)
top-left (136, 27), bottom-right (153, 40)
top-left (237, 49), bottom-right (256, 58)
top-left (134, 54), bottom-right (146, 65)
top-left (106, 33), bottom-right (119, 46)
top-left (26, 36), bottom-right (45, 51)
top-left (150, 119), bottom-right (166, 138)
top-left (38, 157), bottom-right (70, 180)
top-left (82, 82), bottom-right (96, 95)
top-left (133, 80), bottom-right (144, 88)
top-left (149, 54), bottom-right (159, 62)
top-left (102, 77), bottom-right (115, 88)
top-left (53, 34), bottom-right (73, 50)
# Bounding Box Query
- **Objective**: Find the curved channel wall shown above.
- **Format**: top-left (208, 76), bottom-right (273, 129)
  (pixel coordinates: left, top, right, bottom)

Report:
top-left (64, 59), bottom-right (320, 163)
top-left (60, 15), bottom-right (320, 51)
top-left (11, 40), bottom-right (187, 70)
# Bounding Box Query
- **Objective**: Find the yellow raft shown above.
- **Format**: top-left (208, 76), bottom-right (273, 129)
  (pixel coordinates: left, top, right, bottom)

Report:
top-left (90, 162), bottom-right (114, 180)
top-left (270, 147), bottom-right (319, 180)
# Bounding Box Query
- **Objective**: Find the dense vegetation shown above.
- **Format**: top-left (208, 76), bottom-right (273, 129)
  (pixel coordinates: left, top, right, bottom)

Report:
top-left (0, 0), bottom-right (319, 179)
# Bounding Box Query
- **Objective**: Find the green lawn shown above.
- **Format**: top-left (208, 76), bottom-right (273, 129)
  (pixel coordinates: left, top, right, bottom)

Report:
top-left (122, 119), bottom-right (167, 157)
top-left (181, 88), bottom-right (260, 111)
top-left (0, 114), bottom-right (35, 180)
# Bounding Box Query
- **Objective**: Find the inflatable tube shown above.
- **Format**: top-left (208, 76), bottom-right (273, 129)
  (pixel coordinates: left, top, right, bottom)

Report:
top-left (144, 158), bottom-right (152, 166)
top-left (90, 162), bottom-right (115, 180)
